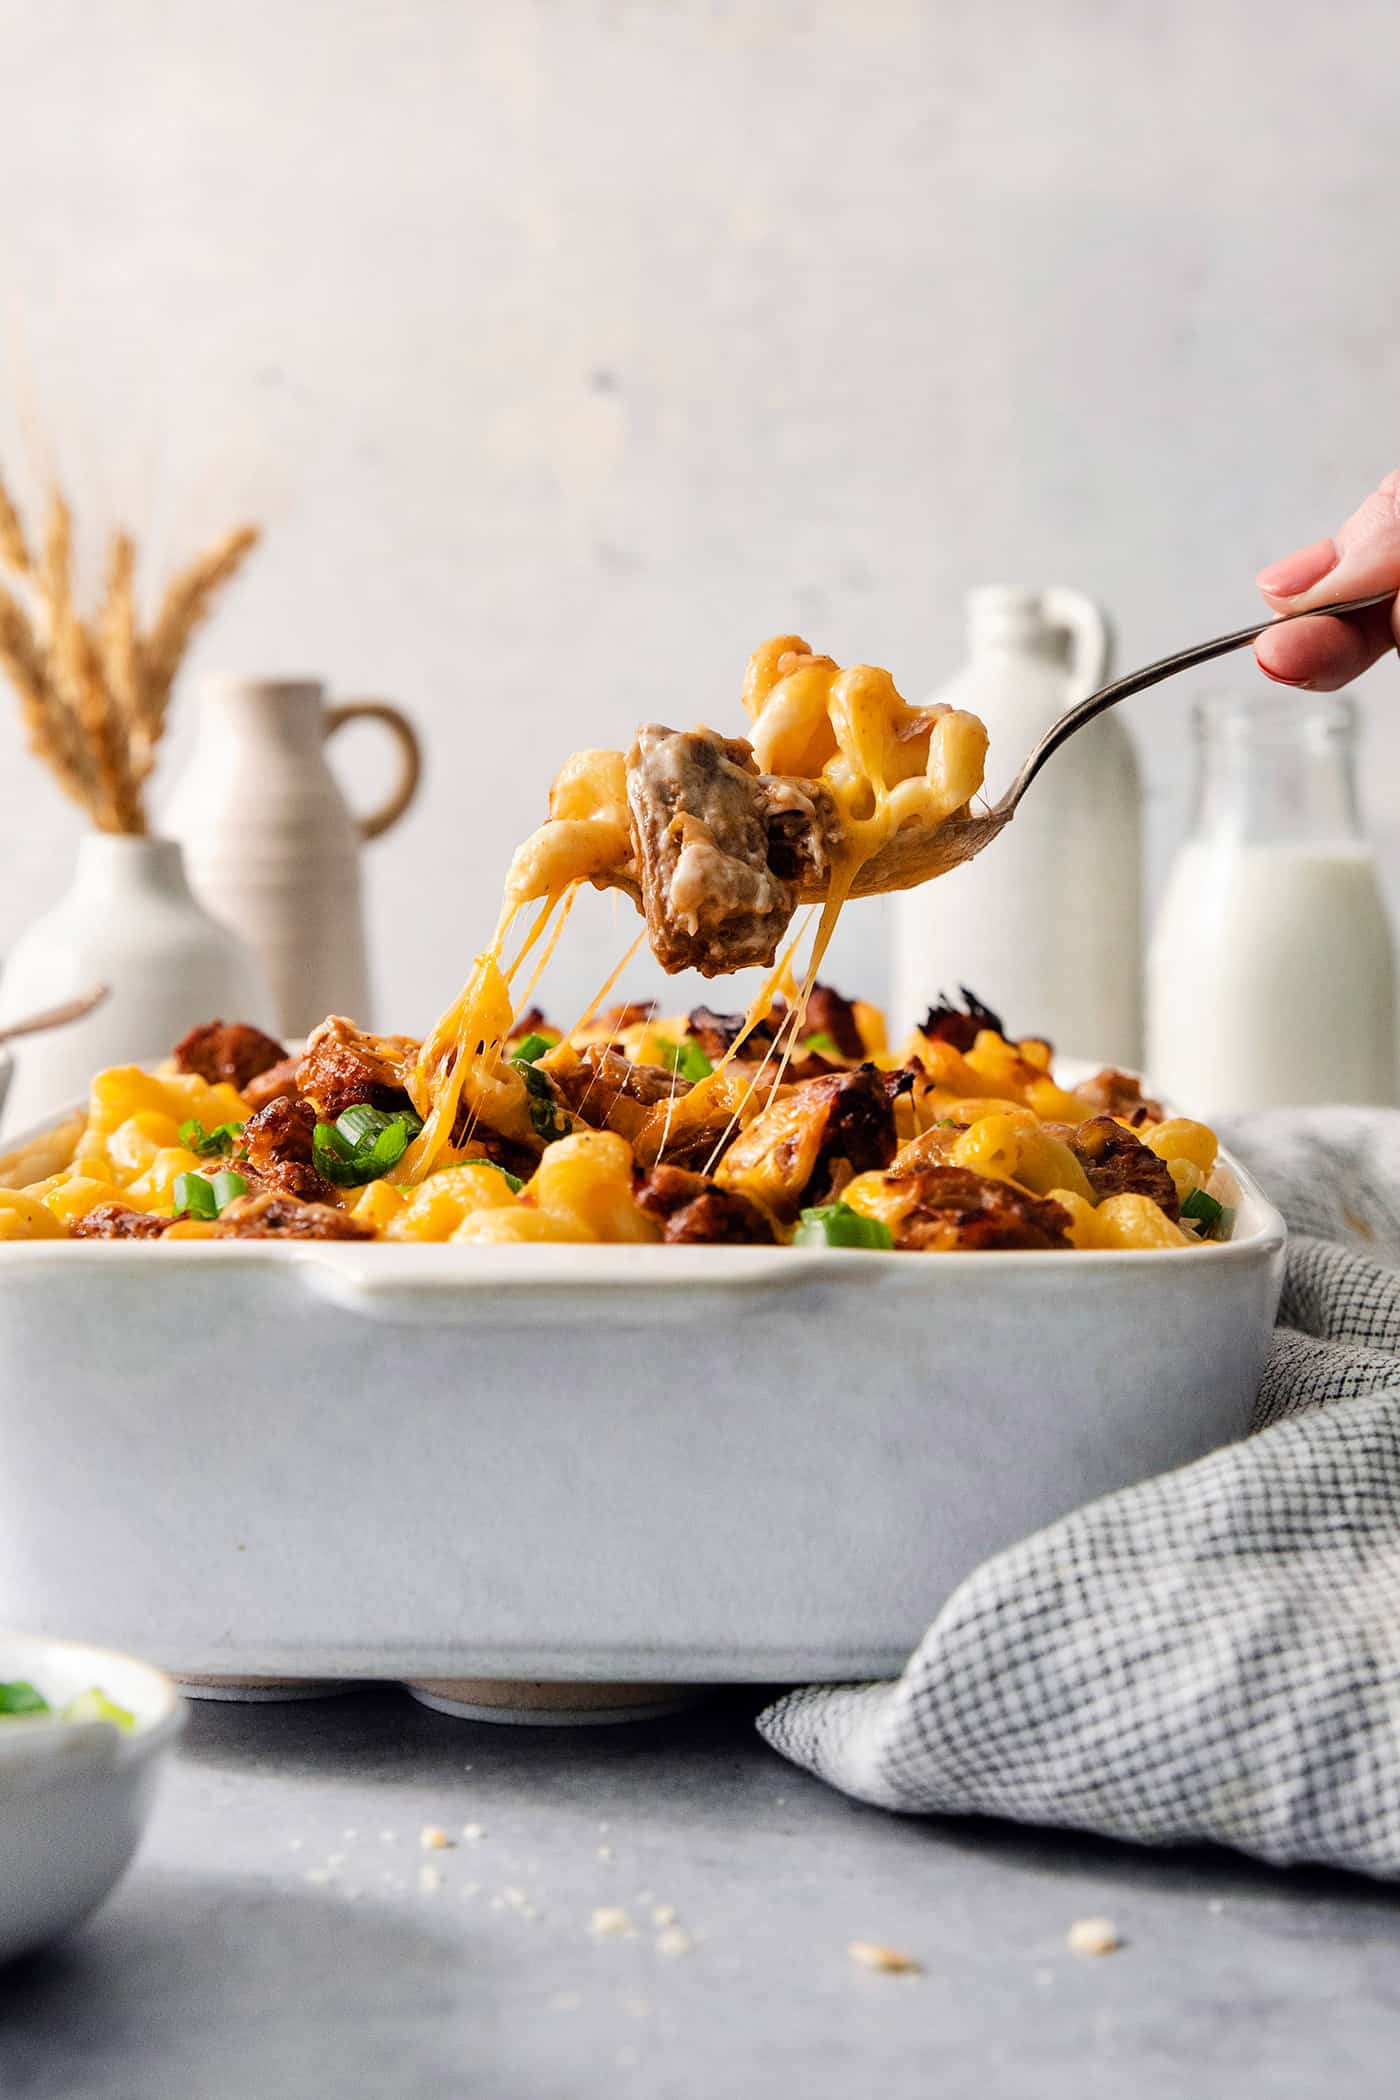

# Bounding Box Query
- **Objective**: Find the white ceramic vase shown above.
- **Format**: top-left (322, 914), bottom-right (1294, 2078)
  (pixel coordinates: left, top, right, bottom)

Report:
top-left (163, 677), bottom-right (421, 1038)
top-left (0, 834), bottom-right (273, 1138)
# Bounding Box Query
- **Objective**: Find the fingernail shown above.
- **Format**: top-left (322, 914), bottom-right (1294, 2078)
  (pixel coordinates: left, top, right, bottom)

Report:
top-left (1256, 538), bottom-right (1338, 598)
top-left (1258, 661), bottom-right (1310, 687)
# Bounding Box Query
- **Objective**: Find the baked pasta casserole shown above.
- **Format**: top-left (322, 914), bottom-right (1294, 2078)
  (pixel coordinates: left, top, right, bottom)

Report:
top-left (0, 637), bottom-right (1227, 1254)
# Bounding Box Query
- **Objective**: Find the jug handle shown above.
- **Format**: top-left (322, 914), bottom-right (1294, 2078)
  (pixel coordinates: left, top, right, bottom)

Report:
top-left (324, 701), bottom-right (423, 842)
top-left (1041, 588), bottom-right (1112, 698)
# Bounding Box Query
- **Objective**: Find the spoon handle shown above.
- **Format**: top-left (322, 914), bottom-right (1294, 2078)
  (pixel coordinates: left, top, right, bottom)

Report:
top-left (1003, 590), bottom-right (1397, 813)
top-left (0, 984), bottom-right (109, 1046)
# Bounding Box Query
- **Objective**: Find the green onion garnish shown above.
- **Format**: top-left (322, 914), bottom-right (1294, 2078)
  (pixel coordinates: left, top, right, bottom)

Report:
top-left (453, 1157), bottom-right (525, 1193)
top-left (513, 1058), bottom-right (570, 1142)
top-left (0, 1679), bottom-right (50, 1717)
top-left (792, 1202), bottom-right (894, 1251)
top-left (174, 1168), bottom-right (248, 1219)
top-left (1181, 1186), bottom-right (1226, 1233)
top-left (210, 1170), bottom-right (248, 1211)
top-left (658, 1037), bottom-right (714, 1083)
top-left (799, 1031), bottom-right (840, 1058)
top-left (511, 1033), bottom-right (555, 1065)
top-left (173, 1171), bottom-right (218, 1220)
top-left (179, 1118), bottom-right (245, 1158)
top-left (313, 1106), bottom-right (426, 1187)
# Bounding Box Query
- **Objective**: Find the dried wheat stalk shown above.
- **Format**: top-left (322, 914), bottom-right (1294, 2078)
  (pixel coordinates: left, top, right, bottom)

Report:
top-left (140, 524), bottom-right (260, 756)
top-left (0, 471), bottom-right (28, 575)
top-left (0, 477), bottom-right (259, 831)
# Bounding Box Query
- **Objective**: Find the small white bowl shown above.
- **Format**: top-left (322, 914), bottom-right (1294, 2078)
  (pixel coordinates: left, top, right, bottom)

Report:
top-left (0, 1631), bottom-right (185, 1963)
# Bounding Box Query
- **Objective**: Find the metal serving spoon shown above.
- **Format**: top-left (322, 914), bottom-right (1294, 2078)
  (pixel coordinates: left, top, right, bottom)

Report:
top-left (818, 589), bottom-right (1397, 900)
top-left (0, 984), bottom-right (109, 1046)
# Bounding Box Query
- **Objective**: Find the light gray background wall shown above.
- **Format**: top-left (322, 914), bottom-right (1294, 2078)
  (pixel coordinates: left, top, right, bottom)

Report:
top-left (0, 0), bottom-right (1396, 1030)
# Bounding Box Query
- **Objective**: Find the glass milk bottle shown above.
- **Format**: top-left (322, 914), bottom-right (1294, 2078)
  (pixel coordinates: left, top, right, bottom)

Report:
top-left (893, 586), bottom-right (1142, 1062)
top-left (1147, 693), bottom-right (1398, 1113)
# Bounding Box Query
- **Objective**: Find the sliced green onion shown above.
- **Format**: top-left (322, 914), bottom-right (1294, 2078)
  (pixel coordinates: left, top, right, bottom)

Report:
top-left (511, 1033), bottom-right (555, 1065)
top-left (1181, 1186), bottom-right (1225, 1232)
top-left (210, 1170), bottom-right (248, 1212)
top-left (61, 1686), bottom-right (136, 1732)
top-left (658, 1037), bottom-right (714, 1083)
top-left (314, 1107), bottom-right (426, 1188)
top-left (0, 1679), bottom-right (50, 1717)
top-left (447, 1157), bottom-right (525, 1193)
top-left (179, 1118), bottom-right (245, 1158)
top-left (514, 1058), bottom-right (570, 1142)
top-left (173, 1171), bottom-right (219, 1221)
top-left (799, 1030), bottom-right (840, 1058)
top-left (792, 1202), bottom-right (894, 1251)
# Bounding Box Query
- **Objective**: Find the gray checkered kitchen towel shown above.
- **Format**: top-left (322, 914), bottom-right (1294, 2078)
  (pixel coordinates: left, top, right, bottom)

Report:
top-left (758, 1108), bottom-right (1400, 1879)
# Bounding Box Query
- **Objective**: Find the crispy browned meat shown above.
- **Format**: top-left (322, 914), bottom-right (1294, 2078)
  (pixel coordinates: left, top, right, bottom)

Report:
top-left (173, 1019), bottom-right (288, 1093)
top-left (596, 1001), bottom-right (657, 1033)
top-left (209, 1191), bottom-right (373, 1241)
top-left (235, 1096), bottom-right (333, 1204)
top-left (885, 1166), bottom-right (1071, 1251)
top-left (71, 1203), bottom-right (173, 1240)
top-left (626, 725), bottom-right (839, 976)
top-left (635, 1164), bottom-right (776, 1245)
top-left (557, 1045), bottom-right (691, 1141)
top-left (297, 1016), bottom-right (417, 1119)
top-left (715, 1065), bottom-right (904, 1218)
top-left (918, 989), bottom-right (1006, 1054)
top-left (241, 1056), bottom-right (302, 1112)
top-left (1066, 1115), bottom-right (1180, 1220)
top-left (803, 983), bottom-right (864, 1060)
top-left (1075, 1067), bottom-right (1164, 1125)
top-left (686, 1001), bottom-right (786, 1063)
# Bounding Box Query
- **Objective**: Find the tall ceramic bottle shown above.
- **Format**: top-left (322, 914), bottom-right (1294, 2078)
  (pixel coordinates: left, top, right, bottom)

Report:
top-left (892, 586), bottom-right (1141, 1065)
top-left (163, 677), bottom-right (421, 1039)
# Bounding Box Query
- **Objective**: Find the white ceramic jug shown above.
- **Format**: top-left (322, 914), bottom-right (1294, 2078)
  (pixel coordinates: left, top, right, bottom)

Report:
top-left (893, 586), bottom-right (1142, 1065)
top-left (163, 677), bottom-right (422, 1037)
top-left (0, 834), bottom-right (273, 1138)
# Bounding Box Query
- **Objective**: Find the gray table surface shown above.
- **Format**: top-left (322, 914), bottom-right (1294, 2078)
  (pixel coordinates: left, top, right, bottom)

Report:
top-left (4, 1686), bottom-right (1399, 2099)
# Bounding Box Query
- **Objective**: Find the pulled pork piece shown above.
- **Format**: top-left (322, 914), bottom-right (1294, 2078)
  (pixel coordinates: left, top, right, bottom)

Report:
top-left (714, 1066), bottom-right (904, 1220)
top-left (297, 1015), bottom-right (417, 1120)
top-left (876, 1165), bottom-right (1071, 1251)
top-left (71, 1204), bottom-right (173, 1240)
top-left (1075, 1067), bottom-right (1163, 1125)
top-left (918, 989), bottom-right (1006, 1054)
top-left (557, 1045), bottom-right (691, 1142)
top-left (626, 725), bottom-right (839, 976)
top-left (173, 1019), bottom-right (288, 1093)
top-left (803, 982), bottom-right (864, 1060)
top-left (209, 1191), bottom-right (373, 1241)
top-left (687, 1000), bottom-right (786, 1063)
top-left (242, 1056), bottom-right (302, 1112)
top-left (635, 1164), bottom-right (776, 1245)
top-left (1064, 1115), bottom-right (1180, 1221)
top-left (236, 1096), bottom-right (333, 1204)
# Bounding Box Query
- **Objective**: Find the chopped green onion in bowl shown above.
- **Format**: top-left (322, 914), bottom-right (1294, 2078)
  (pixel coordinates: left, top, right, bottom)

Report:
top-left (440, 1157), bottom-right (525, 1194)
top-left (0, 1680), bottom-right (136, 1730)
top-left (512, 1058), bottom-right (571, 1142)
top-left (511, 1032), bottom-right (555, 1066)
top-left (792, 1202), bottom-right (894, 1251)
top-left (0, 1680), bottom-right (49, 1717)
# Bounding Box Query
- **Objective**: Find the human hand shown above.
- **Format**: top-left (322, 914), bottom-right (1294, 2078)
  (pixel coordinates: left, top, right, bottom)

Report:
top-left (1255, 470), bottom-right (1400, 689)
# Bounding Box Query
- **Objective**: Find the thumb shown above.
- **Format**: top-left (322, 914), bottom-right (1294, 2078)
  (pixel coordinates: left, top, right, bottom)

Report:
top-left (1254, 471), bottom-right (1400, 689)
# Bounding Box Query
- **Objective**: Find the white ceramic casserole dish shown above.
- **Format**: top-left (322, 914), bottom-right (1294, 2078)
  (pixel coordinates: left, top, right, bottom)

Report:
top-left (0, 1114), bottom-right (1285, 1685)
